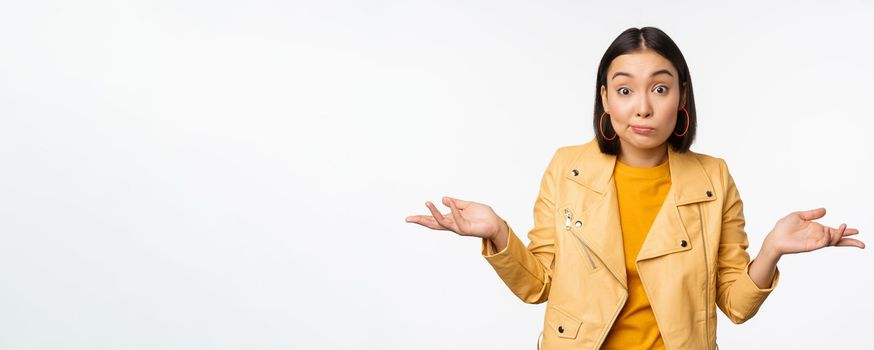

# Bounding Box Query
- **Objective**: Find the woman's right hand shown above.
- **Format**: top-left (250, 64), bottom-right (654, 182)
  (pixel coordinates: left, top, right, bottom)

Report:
top-left (405, 196), bottom-right (507, 241)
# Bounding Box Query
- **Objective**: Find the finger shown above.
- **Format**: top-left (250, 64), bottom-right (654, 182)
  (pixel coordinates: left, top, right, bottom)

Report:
top-left (424, 201), bottom-right (444, 219)
top-left (798, 207), bottom-right (826, 221)
top-left (828, 224), bottom-right (847, 246)
top-left (835, 237), bottom-right (866, 249)
top-left (447, 197), bottom-right (468, 234)
top-left (843, 227), bottom-right (860, 236)
top-left (426, 201), bottom-right (457, 231)
top-left (443, 196), bottom-right (473, 209)
top-left (405, 215), bottom-right (449, 230)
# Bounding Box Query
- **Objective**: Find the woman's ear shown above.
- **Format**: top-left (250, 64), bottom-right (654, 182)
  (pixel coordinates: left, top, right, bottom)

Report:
top-left (599, 85), bottom-right (609, 113)
top-left (678, 82), bottom-right (688, 109)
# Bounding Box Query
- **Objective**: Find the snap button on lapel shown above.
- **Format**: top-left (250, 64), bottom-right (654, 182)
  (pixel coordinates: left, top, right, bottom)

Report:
top-left (680, 240), bottom-right (688, 247)
top-left (574, 220), bottom-right (583, 227)
top-left (706, 190), bottom-right (713, 197)
top-left (571, 169), bottom-right (579, 176)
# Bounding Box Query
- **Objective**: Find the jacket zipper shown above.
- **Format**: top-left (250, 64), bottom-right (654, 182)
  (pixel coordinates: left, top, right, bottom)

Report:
top-left (565, 209), bottom-right (596, 269)
top-left (699, 203), bottom-right (711, 350)
top-left (564, 208), bottom-right (572, 230)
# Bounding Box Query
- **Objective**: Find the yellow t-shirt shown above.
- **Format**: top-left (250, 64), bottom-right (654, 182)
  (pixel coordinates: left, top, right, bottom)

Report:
top-left (601, 158), bottom-right (671, 350)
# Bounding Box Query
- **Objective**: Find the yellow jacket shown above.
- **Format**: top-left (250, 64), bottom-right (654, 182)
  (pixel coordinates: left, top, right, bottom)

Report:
top-left (481, 138), bottom-right (780, 350)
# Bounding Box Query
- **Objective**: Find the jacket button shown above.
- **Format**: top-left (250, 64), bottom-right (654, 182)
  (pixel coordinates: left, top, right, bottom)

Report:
top-left (558, 325), bottom-right (564, 333)
top-left (706, 190), bottom-right (713, 197)
top-left (680, 240), bottom-right (688, 247)
top-left (571, 169), bottom-right (579, 176)
top-left (575, 220), bottom-right (583, 227)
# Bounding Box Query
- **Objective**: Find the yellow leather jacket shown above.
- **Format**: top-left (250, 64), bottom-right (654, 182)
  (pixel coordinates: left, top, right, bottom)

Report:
top-left (481, 139), bottom-right (779, 349)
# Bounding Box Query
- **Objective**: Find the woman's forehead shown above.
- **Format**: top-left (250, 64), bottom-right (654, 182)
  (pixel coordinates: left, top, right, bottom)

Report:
top-left (607, 51), bottom-right (677, 80)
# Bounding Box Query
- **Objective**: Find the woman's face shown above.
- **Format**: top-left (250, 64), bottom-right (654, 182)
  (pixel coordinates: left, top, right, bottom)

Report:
top-left (600, 50), bottom-right (686, 152)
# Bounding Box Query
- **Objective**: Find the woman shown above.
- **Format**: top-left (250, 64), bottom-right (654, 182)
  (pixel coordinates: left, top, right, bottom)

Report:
top-left (404, 27), bottom-right (864, 350)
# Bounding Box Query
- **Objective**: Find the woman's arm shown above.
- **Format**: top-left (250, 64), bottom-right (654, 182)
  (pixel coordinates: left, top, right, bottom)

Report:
top-left (715, 160), bottom-right (782, 324)
top-left (479, 150), bottom-right (562, 304)
top-left (406, 149), bottom-right (564, 304)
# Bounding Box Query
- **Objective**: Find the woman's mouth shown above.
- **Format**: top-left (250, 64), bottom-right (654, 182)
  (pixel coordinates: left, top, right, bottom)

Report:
top-left (630, 125), bottom-right (655, 135)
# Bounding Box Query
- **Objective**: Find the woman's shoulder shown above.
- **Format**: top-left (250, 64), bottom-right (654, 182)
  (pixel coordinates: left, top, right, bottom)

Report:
top-left (550, 138), bottom-right (605, 160)
top-left (544, 139), bottom-right (598, 171)
top-left (684, 149), bottom-right (735, 175)
top-left (686, 149), bottom-right (727, 168)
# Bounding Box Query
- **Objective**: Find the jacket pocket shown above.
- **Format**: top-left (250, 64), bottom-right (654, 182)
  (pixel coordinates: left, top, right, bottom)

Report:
top-left (545, 305), bottom-right (582, 339)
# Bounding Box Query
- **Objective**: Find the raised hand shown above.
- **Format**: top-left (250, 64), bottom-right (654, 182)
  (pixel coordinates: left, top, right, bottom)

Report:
top-left (405, 196), bottom-right (506, 240)
top-left (765, 207), bottom-right (865, 255)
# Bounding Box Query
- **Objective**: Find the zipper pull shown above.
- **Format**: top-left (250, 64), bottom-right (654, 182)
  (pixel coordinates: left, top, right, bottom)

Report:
top-left (564, 209), bottom-right (572, 230)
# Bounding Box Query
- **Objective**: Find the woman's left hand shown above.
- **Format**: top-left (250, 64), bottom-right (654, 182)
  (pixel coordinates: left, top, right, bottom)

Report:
top-left (765, 207), bottom-right (865, 255)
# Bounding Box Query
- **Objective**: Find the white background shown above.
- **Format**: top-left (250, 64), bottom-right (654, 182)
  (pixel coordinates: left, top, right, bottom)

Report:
top-left (1, 0), bottom-right (872, 349)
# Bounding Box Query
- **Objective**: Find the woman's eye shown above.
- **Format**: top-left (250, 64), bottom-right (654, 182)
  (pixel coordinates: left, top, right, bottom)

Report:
top-left (617, 87), bottom-right (630, 95)
top-left (654, 85), bottom-right (668, 94)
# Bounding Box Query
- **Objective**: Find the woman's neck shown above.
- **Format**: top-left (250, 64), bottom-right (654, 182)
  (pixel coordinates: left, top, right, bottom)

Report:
top-left (617, 142), bottom-right (668, 168)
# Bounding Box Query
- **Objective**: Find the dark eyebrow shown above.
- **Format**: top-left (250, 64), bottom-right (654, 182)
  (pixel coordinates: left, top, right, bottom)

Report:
top-left (611, 69), bottom-right (674, 81)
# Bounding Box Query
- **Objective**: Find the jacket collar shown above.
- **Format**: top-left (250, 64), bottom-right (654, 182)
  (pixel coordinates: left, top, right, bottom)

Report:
top-left (565, 139), bottom-right (716, 205)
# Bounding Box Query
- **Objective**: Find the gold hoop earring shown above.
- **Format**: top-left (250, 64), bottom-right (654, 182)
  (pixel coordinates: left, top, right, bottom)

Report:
top-left (599, 112), bottom-right (617, 141)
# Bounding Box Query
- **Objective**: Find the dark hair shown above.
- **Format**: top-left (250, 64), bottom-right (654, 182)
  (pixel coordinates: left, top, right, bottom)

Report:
top-left (593, 27), bottom-right (696, 155)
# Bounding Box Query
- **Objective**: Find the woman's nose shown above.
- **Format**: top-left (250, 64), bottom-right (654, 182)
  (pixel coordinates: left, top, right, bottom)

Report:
top-left (636, 98), bottom-right (653, 118)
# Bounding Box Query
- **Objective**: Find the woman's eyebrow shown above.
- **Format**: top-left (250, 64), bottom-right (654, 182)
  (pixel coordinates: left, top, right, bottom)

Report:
top-left (611, 69), bottom-right (674, 81)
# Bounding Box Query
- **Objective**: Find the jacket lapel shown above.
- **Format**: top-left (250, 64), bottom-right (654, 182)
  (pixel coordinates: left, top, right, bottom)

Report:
top-left (563, 142), bottom-right (625, 288)
top-left (563, 140), bottom-right (718, 289)
top-left (636, 145), bottom-right (717, 262)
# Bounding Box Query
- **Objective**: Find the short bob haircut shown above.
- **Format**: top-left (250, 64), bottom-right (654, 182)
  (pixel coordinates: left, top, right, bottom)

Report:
top-left (593, 27), bottom-right (697, 155)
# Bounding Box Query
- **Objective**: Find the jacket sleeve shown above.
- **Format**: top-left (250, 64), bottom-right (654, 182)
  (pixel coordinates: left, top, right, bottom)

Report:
top-left (479, 150), bottom-right (560, 304)
top-left (715, 159), bottom-right (780, 324)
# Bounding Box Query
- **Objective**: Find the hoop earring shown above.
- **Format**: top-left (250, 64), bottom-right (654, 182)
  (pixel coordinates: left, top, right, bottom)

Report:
top-left (599, 112), bottom-right (617, 141)
top-left (674, 107), bottom-right (690, 137)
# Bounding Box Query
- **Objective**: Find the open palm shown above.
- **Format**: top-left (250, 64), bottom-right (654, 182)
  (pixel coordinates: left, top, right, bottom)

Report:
top-left (405, 196), bottom-right (503, 240)
top-left (767, 208), bottom-right (864, 255)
